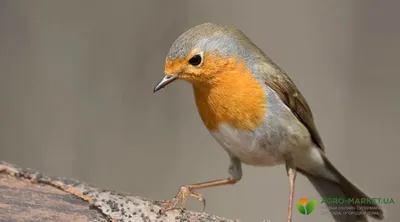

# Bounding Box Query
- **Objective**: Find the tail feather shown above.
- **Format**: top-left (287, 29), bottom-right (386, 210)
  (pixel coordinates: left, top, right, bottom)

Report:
top-left (301, 169), bottom-right (369, 222)
top-left (297, 149), bottom-right (384, 221)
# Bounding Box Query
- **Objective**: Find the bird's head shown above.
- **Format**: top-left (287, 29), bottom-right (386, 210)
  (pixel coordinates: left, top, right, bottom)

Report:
top-left (153, 23), bottom-right (261, 92)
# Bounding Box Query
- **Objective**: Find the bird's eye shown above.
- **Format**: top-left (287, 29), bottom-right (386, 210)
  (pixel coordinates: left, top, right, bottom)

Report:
top-left (188, 54), bottom-right (202, 66)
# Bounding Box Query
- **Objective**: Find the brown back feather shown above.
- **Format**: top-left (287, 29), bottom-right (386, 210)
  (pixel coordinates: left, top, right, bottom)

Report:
top-left (261, 60), bottom-right (325, 151)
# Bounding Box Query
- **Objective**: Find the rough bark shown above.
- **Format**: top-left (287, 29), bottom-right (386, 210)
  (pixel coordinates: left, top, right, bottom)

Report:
top-left (0, 161), bottom-right (237, 222)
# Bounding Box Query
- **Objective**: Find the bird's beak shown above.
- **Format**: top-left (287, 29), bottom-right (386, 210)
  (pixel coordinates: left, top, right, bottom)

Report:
top-left (153, 74), bottom-right (179, 93)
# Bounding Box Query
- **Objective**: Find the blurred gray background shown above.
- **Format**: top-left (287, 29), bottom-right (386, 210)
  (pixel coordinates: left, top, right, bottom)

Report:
top-left (0, 0), bottom-right (399, 221)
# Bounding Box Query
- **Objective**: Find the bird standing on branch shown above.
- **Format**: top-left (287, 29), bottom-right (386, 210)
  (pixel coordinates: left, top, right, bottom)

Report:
top-left (153, 23), bottom-right (384, 222)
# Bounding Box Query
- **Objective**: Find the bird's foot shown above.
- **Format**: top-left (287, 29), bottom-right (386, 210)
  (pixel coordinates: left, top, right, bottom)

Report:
top-left (158, 186), bottom-right (206, 214)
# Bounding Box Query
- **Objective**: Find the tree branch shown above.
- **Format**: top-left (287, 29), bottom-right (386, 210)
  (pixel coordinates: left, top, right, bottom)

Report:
top-left (0, 161), bottom-right (237, 222)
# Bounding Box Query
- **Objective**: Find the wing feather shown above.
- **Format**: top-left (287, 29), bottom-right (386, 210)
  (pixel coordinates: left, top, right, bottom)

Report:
top-left (261, 61), bottom-right (325, 151)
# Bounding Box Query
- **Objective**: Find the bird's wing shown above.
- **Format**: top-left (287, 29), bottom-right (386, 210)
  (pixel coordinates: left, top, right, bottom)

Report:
top-left (260, 61), bottom-right (325, 151)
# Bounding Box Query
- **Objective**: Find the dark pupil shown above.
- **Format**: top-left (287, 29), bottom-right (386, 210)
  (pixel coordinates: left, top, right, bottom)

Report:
top-left (189, 55), bottom-right (202, 66)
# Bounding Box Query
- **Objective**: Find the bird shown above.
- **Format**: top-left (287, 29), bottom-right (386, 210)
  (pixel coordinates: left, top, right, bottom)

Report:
top-left (153, 22), bottom-right (384, 222)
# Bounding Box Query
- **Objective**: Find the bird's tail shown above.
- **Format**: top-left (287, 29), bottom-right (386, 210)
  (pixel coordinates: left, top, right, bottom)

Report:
top-left (297, 148), bottom-right (384, 222)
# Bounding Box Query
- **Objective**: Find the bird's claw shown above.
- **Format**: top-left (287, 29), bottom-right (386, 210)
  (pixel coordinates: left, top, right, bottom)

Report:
top-left (158, 186), bottom-right (206, 214)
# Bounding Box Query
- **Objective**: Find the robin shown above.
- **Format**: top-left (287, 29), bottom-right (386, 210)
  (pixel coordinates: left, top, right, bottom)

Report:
top-left (153, 23), bottom-right (384, 222)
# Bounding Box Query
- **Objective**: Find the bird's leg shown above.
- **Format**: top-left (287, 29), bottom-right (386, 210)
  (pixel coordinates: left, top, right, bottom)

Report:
top-left (159, 177), bottom-right (237, 213)
top-left (285, 160), bottom-right (297, 222)
top-left (159, 156), bottom-right (242, 214)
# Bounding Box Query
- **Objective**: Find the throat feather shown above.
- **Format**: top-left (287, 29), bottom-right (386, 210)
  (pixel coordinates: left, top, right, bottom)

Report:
top-left (192, 64), bottom-right (266, 131)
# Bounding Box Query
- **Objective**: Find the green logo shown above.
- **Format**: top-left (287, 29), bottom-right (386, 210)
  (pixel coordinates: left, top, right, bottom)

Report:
top-left (297, 198), bottom-right (316, 215)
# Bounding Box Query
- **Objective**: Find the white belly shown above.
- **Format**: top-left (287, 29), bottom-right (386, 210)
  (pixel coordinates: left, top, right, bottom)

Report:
top-left (210, 124), bottom-right (286, 166)
top-left (208, 86), bottom-right (313, 167)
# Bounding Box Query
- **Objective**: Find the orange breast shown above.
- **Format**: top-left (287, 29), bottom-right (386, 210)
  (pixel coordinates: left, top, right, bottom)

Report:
top-left (192, 59), bottom-right (267, 131)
